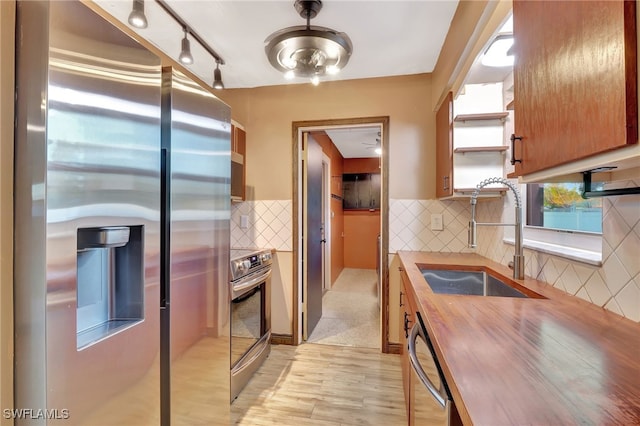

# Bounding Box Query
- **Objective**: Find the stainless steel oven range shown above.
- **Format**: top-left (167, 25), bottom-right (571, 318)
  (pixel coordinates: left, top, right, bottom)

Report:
top-left (230, 248), bottom-right (272, 401)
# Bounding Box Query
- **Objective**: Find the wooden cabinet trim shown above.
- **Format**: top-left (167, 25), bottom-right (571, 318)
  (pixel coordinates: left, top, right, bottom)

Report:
top-left (435, 92), bottom-right (454, 198)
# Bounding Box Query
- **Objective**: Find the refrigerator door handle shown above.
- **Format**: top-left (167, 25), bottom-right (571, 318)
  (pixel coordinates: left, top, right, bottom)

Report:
top-left (160, 147), bottom-right (169, 309)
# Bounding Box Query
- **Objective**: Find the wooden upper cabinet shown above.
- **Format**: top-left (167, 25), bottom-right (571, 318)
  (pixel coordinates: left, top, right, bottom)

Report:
top-left (231, 124), bottom-right (246, 155)
top-left (235, 126), bottom-right (246, 156)
top-left (230, 123), bottom-right (247, 201)
top-left (435, 92), bottom-right (453, 198)
top-left (512, 0), bottom-right (637, 176)
top-left (230, 124), bottom-right (236, 151)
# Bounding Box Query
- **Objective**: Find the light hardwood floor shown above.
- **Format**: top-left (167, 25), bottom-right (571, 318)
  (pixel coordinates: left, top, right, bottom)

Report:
top-left (231, 344), bottom-right (407, 425)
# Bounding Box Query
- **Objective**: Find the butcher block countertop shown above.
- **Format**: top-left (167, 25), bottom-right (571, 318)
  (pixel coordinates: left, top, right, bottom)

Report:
top-left (398, 251), bottom-right (640, 426)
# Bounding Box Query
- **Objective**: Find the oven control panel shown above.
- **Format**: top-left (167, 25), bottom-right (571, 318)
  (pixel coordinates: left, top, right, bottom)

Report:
top-left (230, 250), bottom-right (273, 281)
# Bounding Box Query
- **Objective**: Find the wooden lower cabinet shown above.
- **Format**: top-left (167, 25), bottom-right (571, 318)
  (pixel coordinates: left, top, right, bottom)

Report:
top-left (399, 272), bottom-right (414, 422)
top-left (400, 269), bottom-right (463, 426)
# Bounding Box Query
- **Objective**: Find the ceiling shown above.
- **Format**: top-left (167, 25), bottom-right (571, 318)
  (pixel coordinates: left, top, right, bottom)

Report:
top-left (324, 126), bottom-right (381, 159)
top-left (93, 0), bottom-right (460, 89)
top-left (92, 0), bottom-right (512, 158)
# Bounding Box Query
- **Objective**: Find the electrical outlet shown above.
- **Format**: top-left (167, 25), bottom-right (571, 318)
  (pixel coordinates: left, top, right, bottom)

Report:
top-left (240, 215), bottom-right (249, 229)
top-left (431, 213), bottom-right (444, 231)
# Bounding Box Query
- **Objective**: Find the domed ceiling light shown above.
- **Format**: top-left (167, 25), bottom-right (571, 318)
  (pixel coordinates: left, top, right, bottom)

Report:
top-left (265, 0), bottom-right (353, 85)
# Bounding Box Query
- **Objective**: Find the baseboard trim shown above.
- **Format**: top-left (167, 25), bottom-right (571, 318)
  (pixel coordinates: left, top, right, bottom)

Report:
top-left (271, 333), bottom-right (295, 345)
top-left (386, 342), bottom-right (402, 355)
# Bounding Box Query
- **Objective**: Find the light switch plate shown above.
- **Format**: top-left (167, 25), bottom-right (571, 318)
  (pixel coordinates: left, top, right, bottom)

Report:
top-left (240, 215), bottom-right (249, 229)
top-left (431, 213), bottom-right (444, 231)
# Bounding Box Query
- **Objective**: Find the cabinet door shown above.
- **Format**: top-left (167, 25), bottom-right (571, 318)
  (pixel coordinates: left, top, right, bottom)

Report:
top-left (235, 127), bottom-right (246, 156)
top-left (230, 124), bottom-right (236, 152)
top-left (436, 92), bottom-right (453, 198)
top-left (342, 174), bottom-right (358, 209)
top-left (355, 173), bottom-right (371, 209)
top-left (369, 173), bottom-right (381, 209)
top-left (513, 0), bottom-right (637, 176)
top-left (399, 272), bottom-right (414, 422)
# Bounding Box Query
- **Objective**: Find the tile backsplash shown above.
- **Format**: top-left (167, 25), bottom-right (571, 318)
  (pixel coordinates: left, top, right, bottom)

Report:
top-left (389, 198), bottom-right (474, 253)
top-left (390, 179), bottom-right (640, 322)
top-left (231, 200), bottom-right (292, 251)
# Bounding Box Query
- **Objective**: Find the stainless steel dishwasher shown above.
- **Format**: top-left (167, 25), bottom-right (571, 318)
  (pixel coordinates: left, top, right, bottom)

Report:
top-left (408, 312), bottom-right (461, 425)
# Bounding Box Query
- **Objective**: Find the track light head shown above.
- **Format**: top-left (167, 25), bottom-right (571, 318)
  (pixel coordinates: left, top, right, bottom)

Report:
top-left (178, 29), bottom-right (194, 65)
top-left (213, 62), bottom-right (224, 90)
top-left (128, 0), bottom-right (148, 29)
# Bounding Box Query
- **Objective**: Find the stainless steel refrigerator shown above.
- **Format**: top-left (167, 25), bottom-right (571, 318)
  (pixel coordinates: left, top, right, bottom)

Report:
top-left (160, 67), bottom-right (231, 425)
top-left (14, 2), bottom-right (231, 424)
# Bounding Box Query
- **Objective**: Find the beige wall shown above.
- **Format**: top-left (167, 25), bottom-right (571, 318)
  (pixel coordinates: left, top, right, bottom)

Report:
top-left (218, 74), bottom-right (436, 201)
top-left (270, 252), bottom-right (293, 335)
top-left (0, 1), bottom-right (14, 423)
top-left (218, 75), bottom-right (435, 338)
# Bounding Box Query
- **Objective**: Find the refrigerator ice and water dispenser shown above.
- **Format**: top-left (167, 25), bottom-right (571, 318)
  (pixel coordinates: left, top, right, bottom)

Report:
top-left (76, 226), bottom-right (144, 349)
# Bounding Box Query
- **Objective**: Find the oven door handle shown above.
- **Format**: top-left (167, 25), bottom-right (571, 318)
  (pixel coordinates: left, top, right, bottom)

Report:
top-left (233, 269), bottom-right (272, 295)
top-left (408, 323), bottom-right (447, 408)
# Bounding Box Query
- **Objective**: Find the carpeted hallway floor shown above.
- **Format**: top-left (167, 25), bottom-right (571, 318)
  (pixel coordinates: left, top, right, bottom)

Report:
top-left (306, 268), bottom-right (380, 349)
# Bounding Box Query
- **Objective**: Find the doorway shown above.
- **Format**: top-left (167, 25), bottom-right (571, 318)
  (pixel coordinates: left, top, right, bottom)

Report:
top-left (293, 116), bottom-right (390, 352)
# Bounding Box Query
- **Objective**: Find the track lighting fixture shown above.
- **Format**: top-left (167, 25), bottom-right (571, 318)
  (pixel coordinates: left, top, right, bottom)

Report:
top-left (213, 61), bottom-right (224, 90)
top-left (127, 0), bottom-right (148, 29)
top-left (155, 0), bottom-right (226, 90)
top-left (178, 28), bottom-right (194, 65)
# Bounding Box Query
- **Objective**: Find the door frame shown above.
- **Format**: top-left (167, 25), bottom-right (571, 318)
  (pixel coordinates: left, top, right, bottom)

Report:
top-left (292, 116), bottom-right (391, 352)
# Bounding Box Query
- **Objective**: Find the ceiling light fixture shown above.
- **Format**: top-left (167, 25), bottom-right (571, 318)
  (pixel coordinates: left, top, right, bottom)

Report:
top-left (482, 34), bottom-right (514, 67)
top-left (213, 61), bottom-right (224, 90)
top-left (265, 0), bottom-right (353, 85)
top-left (178, 27), bottom-right (194, 65)
top-left (128, 0), bottom-right (148, 29)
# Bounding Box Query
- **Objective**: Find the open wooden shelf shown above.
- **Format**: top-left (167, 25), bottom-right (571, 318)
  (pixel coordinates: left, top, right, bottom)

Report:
top-left (454, 146), bottom-right (509, 154)
top-left (439, 187), bottom-right (507, 200)
top-left (454, 187), bottom-right (508, 194)
top-left (454, 112), bottom-right (509, 122)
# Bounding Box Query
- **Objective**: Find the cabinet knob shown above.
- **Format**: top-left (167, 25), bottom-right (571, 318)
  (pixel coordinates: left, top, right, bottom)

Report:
top-left (510, 134), bottom-right (523, 165)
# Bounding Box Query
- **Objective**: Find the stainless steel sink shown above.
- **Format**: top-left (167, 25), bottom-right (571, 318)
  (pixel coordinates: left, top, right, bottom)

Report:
top-left (420, 269), bottom-right (530, 298)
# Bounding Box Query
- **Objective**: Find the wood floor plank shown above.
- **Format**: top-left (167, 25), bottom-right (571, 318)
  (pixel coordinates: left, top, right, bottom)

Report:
top-left (232, 344), bottom-right (406, 425)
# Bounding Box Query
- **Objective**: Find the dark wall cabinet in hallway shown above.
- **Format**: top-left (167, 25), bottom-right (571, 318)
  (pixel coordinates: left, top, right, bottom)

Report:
top-left (342, 173), bottom-right (381, 210)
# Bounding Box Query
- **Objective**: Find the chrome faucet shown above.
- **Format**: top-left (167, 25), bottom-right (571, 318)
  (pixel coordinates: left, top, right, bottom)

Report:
top-left (468, 177), bottom-right (525, 280)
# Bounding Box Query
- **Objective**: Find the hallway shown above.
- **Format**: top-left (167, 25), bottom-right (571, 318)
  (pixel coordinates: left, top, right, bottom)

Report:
top-left (307, 268), bottom-right (380, 349)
